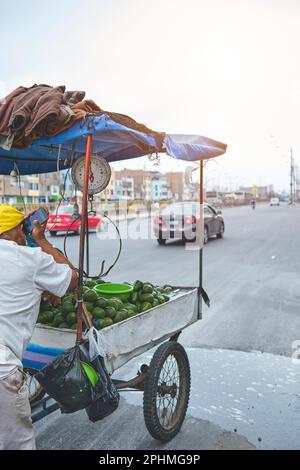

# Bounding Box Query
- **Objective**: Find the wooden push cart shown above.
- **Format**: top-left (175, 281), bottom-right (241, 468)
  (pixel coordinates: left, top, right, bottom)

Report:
top-left (26, 286), bottom-right (198, 441)
top-left (0, 106), bottom-right (226, 442)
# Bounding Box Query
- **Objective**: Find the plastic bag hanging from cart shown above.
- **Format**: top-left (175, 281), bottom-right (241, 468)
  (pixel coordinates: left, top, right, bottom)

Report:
top-left (85, 356), bottom-right (120, 422)
top-left (35, 337), bottom-right (119, 417)
top-left (84, 327), bottom-right (120, 422)
top-left (87, 326), bottom-right (109, 361)
top-left (35, 345), bottom-right (93, 413)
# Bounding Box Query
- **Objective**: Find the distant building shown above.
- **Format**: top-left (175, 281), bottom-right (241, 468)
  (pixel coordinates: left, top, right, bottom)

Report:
top-left (141, 174), bottom-right (152, 201)
top-left (39, 172), bottom-right (61, 202)
top-left (0, 175), bottom-right (28, 205)
top-left (114, 177), bottom-right (134, 200)
top-left (0, 173), bottom-right (60, 206)
top-left (0, 170), bottom-right (73, 207)
top-left (100, 167), bottom-right (115, 201)
top-left (115, 180), bottom-right (123, 200)
top-left (233, 191), bottom-right (253, 202)
top-left (122, 177), bottom-right (135, 200)
top-left (165, 172), bottom-right (184, 201)
top-left (115, 169), bottom-right (152, 200)
top-left (205, 190), bottom-right (224, 207)
top-left (152, 176), bottom-right (169, 201)
top-left (239, 185), bottom-right (274, 199)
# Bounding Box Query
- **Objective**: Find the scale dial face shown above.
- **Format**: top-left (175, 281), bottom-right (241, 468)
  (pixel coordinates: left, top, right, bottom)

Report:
top-left (71, 155), bottom-right (111, 194)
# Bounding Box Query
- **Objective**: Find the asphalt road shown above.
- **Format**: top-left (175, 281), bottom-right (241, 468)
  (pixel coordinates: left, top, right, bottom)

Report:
top-left (35, 203), bottom-right (300, 449)
top-left (49, 202), bottom-right (300, 356)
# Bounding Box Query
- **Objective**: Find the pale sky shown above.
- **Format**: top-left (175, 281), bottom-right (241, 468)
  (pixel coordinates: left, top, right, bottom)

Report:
top-left (1, 0), bottom-right (300, 191)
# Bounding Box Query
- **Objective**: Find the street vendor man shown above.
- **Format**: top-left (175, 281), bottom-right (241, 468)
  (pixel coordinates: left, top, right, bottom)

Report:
top-left (0, 204), bottom-right (78, 450)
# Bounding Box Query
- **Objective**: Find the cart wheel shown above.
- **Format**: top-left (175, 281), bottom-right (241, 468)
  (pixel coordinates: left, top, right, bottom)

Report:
top-left (143, 341), bottom-right (190, 442)
top-left (24, 368), bottom-right (45, 404)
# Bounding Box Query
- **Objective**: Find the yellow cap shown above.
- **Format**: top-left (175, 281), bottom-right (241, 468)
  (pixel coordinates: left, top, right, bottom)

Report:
top-left (0, 204), bottom-right (24, 235)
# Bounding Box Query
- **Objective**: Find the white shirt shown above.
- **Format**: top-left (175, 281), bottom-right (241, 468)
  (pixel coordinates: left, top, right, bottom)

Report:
top-left (0, 239), bottom-right (72, 379)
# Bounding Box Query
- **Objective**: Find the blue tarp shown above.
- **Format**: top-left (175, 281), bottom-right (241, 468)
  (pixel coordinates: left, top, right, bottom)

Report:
top-left (0, 114), bottom-right (227, 175)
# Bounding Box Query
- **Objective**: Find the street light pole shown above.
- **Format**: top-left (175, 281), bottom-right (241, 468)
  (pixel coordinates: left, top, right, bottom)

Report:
top-left (290, 148), bottom-right (294, 204)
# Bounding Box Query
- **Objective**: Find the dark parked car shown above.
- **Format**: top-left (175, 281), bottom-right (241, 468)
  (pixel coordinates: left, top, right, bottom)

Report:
top-left (153, 202), bottom-right (225, 245)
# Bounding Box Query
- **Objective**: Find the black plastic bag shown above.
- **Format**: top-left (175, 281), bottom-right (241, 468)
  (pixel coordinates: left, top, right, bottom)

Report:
top-left (35, 345), bottom-right (92, 413)
top-left (85, 354), bottom-right (120, 422)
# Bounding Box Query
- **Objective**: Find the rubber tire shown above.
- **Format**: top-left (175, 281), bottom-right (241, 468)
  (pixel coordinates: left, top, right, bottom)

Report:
top-left (49, 231), bottom-right (57, 236)
top-left (143, 341), bottom-right (191, 442)
top-left (185, 235), bottom-right (197, 243)
top-left (157, 238), bottom-right (166, 245)
top-left (217, 223), bottom-right (224, 239)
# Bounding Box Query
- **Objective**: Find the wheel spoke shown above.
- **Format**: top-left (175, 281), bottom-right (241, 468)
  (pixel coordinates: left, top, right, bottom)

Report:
top-left (155, 353), bottom-right (182, 429)
top-left (143, 342), bottom-right (191, 441)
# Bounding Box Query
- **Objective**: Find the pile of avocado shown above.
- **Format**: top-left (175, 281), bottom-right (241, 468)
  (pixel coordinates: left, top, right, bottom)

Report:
top-left (37, 292), bottom-right (77, 330)
top-left (37, 278), bottom-right (173, 331)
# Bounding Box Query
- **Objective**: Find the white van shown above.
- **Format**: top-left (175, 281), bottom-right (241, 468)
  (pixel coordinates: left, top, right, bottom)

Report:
top-left (270, 197), bottom-right (280, 206)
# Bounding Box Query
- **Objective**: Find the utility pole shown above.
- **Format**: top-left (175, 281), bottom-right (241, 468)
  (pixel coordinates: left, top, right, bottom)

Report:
top-left (295, 165), bottom-right (300, 203)
top-left (294, 164), bottom-right (297, 203)
top-left (290, 147), bottom-right (294, 204)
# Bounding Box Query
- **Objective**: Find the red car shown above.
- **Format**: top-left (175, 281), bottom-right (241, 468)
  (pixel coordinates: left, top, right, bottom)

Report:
top-left (47, 206), bottom-right (103, 236)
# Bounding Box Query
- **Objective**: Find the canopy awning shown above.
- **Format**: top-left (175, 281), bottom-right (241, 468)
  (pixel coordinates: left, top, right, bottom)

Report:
top-left (0, 114), bottom-right (227, 175)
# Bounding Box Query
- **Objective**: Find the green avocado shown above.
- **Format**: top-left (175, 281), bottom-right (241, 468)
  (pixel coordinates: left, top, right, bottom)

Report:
top-left (83, 289), bottom-right (98, 303)
top-left (40, 299), bottom-right (51, 312)
top-left (39, 310), bottom-right (54, 324)
top-left (133, 280), bottom-right (143, 291)
top-left (107, 297), bottom-right (123, 310)
top-left (118, 308), bottom-right (129, 319)
top-left (93, 307), bottom-right (106, 319)
top-left (127, 310), bottom-right (136, 318)
top-left (62, 292), bottom-right (75, 302)
top-left (124, 303), bottom-right (137, 313)
top-left (52, 314), bottom-right (65, 327)
top-left (37, 313), bottom-right (47, 324)
top-left (103, 317), bottom-right (114, 328)
top-left (139, 293), bottom-right (154, 303)
top-left (142, 284), bottom-right (153, 293)
top-left (94, 297), bottom-right (108, 308)
top-left (84, 301), bottom-right (94, 313)
top-left (105, 306), bottom-right (117, 319)
top-left (157, 295), bottom-right (166, 304)
top-left (66, 312), bottom-right (77, 326)
top-left (114, 312), bottom-right (125, 323)
top-left (141, 302), bottom-right (152, 312)
top-left (62, 301), bottom-right (75, 315)
top-left (84, 280), bottom-right (97, 289)
top-left (129, 291), bottom-right (138, 304)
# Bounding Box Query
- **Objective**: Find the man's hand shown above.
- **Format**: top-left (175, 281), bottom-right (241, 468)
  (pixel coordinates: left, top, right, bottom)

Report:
top-left (32, 220), bottom-right (47, 242)
top-left (24, 206), bottom-right (49, 242)
top-left (42, 292), bottom-right (61, 306)
top-left (23, 206), bottom-right (49, 223)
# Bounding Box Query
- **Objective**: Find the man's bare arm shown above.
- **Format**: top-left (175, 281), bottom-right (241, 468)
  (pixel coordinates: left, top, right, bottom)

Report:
top-left (32, 220), bottom-right (78, 290)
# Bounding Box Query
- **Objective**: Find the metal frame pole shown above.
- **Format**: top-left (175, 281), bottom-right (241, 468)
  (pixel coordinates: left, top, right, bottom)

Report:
top-left (86, 208), bottom-right (90, 276)
top-left (76, 134), bottom-right (92, 343)
top-left (198, 159), bottom-right (204, 319)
